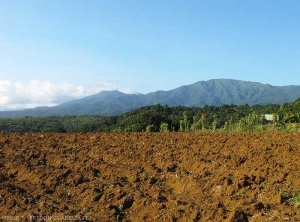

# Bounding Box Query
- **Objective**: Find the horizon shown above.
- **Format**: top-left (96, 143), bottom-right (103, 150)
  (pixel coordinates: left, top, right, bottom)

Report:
top-left (1, 1), bottom-right (300, 110)
top-left (1, 78), bottom-right (299, 112)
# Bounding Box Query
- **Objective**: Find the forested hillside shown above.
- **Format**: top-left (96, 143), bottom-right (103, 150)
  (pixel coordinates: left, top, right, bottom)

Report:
top-left (2, 79), bottom-right (300, 118)
top-left (1, 97), bottom-right (300, 133)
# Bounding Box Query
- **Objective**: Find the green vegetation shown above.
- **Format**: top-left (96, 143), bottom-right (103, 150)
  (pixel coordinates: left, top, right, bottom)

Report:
top-left (1, 97), bottom-right (300, 133)
top-left (278, 188), bottom-right (300, 205)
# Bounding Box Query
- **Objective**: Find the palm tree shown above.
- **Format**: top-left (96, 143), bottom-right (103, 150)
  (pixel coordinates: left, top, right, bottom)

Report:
top-left (284, 111), bottom-right (295, 123)
top-left (295, 112), bottom-right (300, 123)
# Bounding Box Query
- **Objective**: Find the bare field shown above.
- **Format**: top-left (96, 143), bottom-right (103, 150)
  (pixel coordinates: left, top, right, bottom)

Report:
top-left (1, 132), bottom-right (300, 221)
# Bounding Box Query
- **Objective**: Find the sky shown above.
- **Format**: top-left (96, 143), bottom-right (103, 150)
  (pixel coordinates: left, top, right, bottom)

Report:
top-left (0, 0), bottom-right (299, 110)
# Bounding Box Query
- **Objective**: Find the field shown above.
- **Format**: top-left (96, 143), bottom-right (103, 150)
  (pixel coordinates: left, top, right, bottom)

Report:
top-left (1, 132), bottom-right (300, 221)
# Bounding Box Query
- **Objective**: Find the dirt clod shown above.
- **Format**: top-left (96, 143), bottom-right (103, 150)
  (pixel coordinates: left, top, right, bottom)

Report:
top-left (226, 208), bottom-right (248, 222)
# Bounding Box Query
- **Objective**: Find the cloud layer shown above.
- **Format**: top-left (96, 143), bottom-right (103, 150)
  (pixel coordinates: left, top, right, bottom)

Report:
top-left (0, 80), bottom-right (132, 111)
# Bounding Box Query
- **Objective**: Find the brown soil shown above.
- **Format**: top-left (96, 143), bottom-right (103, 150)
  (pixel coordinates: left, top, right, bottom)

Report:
top-left (1, 132), bottom-right (300, 221)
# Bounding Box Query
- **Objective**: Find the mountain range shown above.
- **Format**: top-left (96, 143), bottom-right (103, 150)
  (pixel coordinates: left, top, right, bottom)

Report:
top-left (1, 79), bottom-right (300, 118)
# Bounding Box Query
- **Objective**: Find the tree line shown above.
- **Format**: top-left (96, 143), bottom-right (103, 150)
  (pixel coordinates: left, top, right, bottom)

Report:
top-left (1, 97), bottom-right (300, 133)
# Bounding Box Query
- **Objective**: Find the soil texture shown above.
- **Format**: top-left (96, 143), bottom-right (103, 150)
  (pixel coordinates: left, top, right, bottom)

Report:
top-left (1, 132), bottom-right (300, 221)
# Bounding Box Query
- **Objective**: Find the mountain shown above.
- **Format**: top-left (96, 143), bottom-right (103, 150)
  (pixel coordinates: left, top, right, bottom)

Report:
top-left (1, 79), bottom-right (300, 118)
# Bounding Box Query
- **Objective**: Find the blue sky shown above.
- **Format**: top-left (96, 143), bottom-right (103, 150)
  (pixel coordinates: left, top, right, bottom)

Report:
top-left (0, 0), bottom-right (299, 110)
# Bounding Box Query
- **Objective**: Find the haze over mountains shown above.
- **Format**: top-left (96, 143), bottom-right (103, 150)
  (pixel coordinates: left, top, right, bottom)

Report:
top-left (1, 79), bottom-right (300, 118)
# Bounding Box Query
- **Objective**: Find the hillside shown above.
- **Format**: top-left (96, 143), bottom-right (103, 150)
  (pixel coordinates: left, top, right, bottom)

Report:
top-left (1, 79), bottom-right (300, 117)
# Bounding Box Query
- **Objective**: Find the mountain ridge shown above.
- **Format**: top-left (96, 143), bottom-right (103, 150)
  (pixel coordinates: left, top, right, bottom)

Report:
top-left (1, 79), bottom-right (300, 118)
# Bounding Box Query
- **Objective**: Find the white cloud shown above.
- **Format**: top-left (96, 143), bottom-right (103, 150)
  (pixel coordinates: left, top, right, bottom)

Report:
top-left (0, 79), bottom-right (134, 111)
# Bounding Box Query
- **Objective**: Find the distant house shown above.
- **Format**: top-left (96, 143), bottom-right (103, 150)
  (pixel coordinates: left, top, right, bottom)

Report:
top-left (264, 114), bottom-right (279, 122)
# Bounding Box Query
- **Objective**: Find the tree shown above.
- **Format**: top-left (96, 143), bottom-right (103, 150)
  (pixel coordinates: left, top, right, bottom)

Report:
top-left (284, 111), bottom-right (295, 123)
top-left (183, 111), bottom-right (188, 131)
top-left (160, 122), bottom-right (169, 132)
top-left (190, 116), bottom-right (202, 132)
top-left (146, 124), bottom-right (155, 132)
top-left (212, 114), bottom-right (218, 131)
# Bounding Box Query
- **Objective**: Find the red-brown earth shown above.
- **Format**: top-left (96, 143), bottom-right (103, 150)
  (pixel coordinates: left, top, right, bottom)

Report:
top-left (1, 132), bottom-right (300, 221)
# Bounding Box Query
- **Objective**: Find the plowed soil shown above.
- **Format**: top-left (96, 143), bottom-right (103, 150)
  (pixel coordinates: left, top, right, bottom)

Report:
top-left (1, 132), bottom-right (300, 222)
